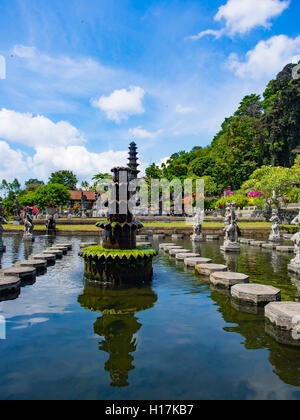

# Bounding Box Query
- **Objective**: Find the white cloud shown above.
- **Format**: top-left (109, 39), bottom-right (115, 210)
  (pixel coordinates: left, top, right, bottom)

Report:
top-left (0, 141), bottom-right (28, 180)
top-left (227, 35), bottom-right (300, 79)
top-left (129, 126), bottom-right (162, 139)
top-left (29, 146), bottom-right (128, 180)
top-left (91, 86), bottom-right (145, 123)
top-left (176, 104), bottom-right (195, 115)
top-left (188, 0), bottom-right (289, 40)
top-left (0, 109), bottom-right (84, 148)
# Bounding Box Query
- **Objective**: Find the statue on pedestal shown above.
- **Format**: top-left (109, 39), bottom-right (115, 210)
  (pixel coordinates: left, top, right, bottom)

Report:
top-left (0, 199), bottom-right (7, 252)
top-left (221, 202), bottom-right (240, 252)
top-left (289, 207), bottom-right (300, 272)
top-left (269, 209), bottom-right (281, 242)
top-left (190, 208), bottom-right (204, 242)
top-left (46, 215), bottom-right (57, 236)
top-left (81, 192), bottom-right (87, 219)
top-left (23, 207), bottom-right (34, 241)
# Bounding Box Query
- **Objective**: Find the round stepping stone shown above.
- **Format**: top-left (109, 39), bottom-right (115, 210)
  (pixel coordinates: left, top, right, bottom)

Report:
top-left (169, 248), bottom-right (189, 256)
top-left (210, 272), bottom-right (249, 289)
top-left (80, 242), bottom-right (98, 248)
top-left (136, 235), bottom-right (149, 241)
top-left (184, 257), bottom-right (212, 267)
top-left (0, 276), bottom-right (21, 292)
top-left (206, 235), bottom-right (219, 240)
top-left (153, 234), bottom-right (166, 240)
top-left (137, 242), bottom-right (152, 247)
top-left (195, 264), bottom-right (228, 276)
top-left (159, 243), bottom-right (174, 249)
top-left (239, 238), bottom-right (251, 244)
top-left (176, 252), bottom-right (200, 261)
top-left (262, 243), bottom-right (277, 250)
top-left (250, 241), bottom-right (266, 247)
top-left (231, 284), bottom-right (281, 307)
top-left (49, 247), bottom-right (67, 255)
top-left (15, 260), bottom-right (47, 270)
top-left (172, 234), bottom-right (184, 240)
top-left (265, 302), bottom-right (300, 331)
top-left (30, 253), bottom-right (56, 263)
top-left (44, 249), bottom-right (63, 258)
top-left (52, 245), bottom-right (68, 251)
top-left (56, 243), bottom-right (72, 250)
top-left (0, 267), bottom-right (36, 282)
top-left (276, 246), bottom-right (295, 253)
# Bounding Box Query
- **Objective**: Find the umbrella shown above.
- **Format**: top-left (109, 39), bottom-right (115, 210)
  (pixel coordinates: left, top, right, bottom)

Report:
top-left (21, 206), bottom-right (39, 216)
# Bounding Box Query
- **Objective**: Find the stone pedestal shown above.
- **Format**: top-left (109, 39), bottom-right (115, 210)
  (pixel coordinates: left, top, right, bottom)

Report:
top-left (23, 233), bottom-right (34, 242)
top-left (190, 234), bottom-right (203, 242)
top-left (220, 241), bottom-right (240, 253)
top-left (269, 233), bottom-right (281, 243)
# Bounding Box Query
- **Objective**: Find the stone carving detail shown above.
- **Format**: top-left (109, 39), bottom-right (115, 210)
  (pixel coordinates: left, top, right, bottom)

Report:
top-left (221, 202), bottom-right (240, 252)
top-left (46, 215), bottom-right (57, 235)
top-left (0, 199), bottom-right (7, 252)
top-left (23, 207), bottom-right (34, 241)
top-left (269, 209), bottom-right (281, 242)
top-left (191, 208), bottom-right (204, 242)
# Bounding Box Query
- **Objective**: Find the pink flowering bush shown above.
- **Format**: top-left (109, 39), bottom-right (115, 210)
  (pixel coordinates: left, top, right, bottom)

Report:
top-left (247, 190), bottom-right (263, 198)
top-left (225, 190), bottom-right (235, 197)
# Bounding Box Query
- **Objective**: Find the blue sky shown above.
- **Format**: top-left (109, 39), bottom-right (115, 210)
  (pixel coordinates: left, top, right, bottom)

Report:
top-left (0, 0), bottom-right (299, 184)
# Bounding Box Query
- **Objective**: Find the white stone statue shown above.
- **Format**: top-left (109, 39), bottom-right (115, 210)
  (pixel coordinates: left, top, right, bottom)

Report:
top-left (190, 208), bottom-right (204, 242)
top-left (269, 209), bottom-right (281, 242)
top-left (23, 207), bottom-right (34, 241)
top-left (221, 202), bottom-right (240, 252)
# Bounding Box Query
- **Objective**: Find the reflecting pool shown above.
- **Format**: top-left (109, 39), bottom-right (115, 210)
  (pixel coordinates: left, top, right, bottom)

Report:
top-left (0, 233), bottom-right (300, 400)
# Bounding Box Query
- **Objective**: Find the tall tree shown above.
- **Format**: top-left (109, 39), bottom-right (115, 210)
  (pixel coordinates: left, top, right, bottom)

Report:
top-left (48, 171), bottom-right (78, 190)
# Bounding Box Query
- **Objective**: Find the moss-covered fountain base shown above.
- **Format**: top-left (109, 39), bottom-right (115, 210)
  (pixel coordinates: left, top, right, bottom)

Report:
top-left (82, 245), bottom-right (157, 284)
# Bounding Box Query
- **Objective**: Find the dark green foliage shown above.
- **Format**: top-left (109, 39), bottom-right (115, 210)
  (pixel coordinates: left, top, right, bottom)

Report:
top-left (145, 62), bottom-right (300, 191)
top-left (48, 170), bottom-right (78, 190)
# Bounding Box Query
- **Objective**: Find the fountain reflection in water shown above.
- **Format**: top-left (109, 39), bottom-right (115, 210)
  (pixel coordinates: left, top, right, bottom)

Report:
top-left (78, 281), bottom-right (157, 387)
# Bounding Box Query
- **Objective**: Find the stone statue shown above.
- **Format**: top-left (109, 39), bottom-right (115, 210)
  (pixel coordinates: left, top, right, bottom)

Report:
top-left (190, 208), bottom-right (204, 242)
top-left (289, 206), bottom-right (300, 272)
top-left (23, 207), bottom-right (34, 241)
top-left (81, 192), bottom-right (87, 219)
top-left (269, 209), bottom-right (281, 242)
top-left (221, 202), bottom-right (240, 252)
top-left (13, 199), bottom-right (21, 224)
top-left (46, 215), bottom-right (56, 235)
top-left (0, 199), bottom-right (7, 252)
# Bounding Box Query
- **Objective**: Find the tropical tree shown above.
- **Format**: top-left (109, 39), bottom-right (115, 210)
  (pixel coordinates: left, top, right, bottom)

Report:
top-left (48, 170), bottom-right (78, 190)
top-left (33, 184), bottom-right (71, 209)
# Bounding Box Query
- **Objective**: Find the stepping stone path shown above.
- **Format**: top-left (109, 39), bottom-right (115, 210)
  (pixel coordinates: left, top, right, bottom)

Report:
top-left (210, 272), bottom-right (249, 289)
top-left (206, 235), bottom-right (219, 240)
top-left (184, 257), bottom-right (212, 267)
top-left (80, 242), bottom-right (98, 248)
top-left (172, 234), bottom-right (185, 240)
top-left (276, 246), bottom-right (295, 253)
top-left (0, 267), bottom-right (36, 282)
top-left (176, 252), bottom-right (200, 261)
top-left (265, 302), bottom-right (300, 331)
top-left (231, 284), bottom-right (281, 307)
top-left (195, 264), bottom-right (228, 276)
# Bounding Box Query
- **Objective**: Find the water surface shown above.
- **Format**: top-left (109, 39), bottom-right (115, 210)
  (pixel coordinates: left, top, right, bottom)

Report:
top-left (0, 233), bottom-right (299, 400)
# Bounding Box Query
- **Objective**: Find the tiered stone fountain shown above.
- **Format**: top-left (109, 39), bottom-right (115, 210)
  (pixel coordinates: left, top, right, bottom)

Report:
top-left (82, 146), bottom-right (157, 284)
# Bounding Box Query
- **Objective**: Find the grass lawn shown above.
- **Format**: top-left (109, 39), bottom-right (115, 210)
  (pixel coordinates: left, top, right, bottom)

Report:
top-left (3, 221), bottom-right (274, 231)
